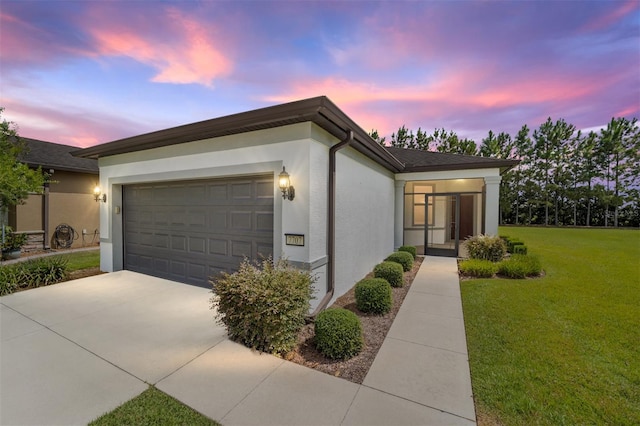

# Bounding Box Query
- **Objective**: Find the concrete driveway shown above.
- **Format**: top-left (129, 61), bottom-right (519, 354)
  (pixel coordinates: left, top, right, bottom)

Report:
top-left (1, 264), bottom-right (475, 426)
top-left (1, 271), bottom-right (226, 425)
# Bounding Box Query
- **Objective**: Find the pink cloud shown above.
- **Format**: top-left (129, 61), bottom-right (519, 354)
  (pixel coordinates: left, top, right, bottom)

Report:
top-left (1, 99), bottom-right (146, 147)
top-left (86, 7), bottom-right (232, 87)
top-left (581, 0), bottom-right (639, 32)
top-left (0, 12), bottom-right (74, 65)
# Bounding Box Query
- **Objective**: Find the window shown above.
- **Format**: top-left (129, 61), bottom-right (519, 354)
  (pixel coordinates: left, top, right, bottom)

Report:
top-left (412, 184), bottom-right (434, 226)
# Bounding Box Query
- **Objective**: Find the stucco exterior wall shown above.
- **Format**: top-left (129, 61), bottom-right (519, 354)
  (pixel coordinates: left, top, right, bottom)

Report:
top-left (12, 171), bottom-right (99, 248)
top-left (49, 193), bottom-right (100, 247)
top-left (332, 147), bottom-right (395, 305)
top-left (97, 122), bottom-right (335, 302)
top-left (14, 194), bottom-right (42, 231)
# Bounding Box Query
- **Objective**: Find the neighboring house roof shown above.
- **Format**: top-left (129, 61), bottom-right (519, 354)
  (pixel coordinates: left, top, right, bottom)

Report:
top-left (20, 138), bottom-right (99, 174)
top-left (73, 96), bottom-right (519, 174)
top-left (385, 147), bottom-right (519, 173)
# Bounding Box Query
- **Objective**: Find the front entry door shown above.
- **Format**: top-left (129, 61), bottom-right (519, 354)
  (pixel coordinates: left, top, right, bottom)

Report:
top-left (425, 194), bottom-right (459, 257)
top-left (451, 195), bottom-right (474, 241)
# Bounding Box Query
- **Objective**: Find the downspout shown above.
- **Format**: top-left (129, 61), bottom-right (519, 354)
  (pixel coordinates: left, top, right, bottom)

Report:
top-left (309, 129), bottom-right (354, 318)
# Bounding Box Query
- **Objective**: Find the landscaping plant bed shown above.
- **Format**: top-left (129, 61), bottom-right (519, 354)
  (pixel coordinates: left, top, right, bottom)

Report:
top-left (285, 257), bottom-right (423, 384)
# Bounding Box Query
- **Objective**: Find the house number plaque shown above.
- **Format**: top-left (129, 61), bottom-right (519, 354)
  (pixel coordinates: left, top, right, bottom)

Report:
top-left (285, 234), bottom-right (305, 246)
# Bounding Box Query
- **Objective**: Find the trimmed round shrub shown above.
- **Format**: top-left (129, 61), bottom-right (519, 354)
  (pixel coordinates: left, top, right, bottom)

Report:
top-left (458, 259), bottom-right (497, 278)
top-left (398, 245), bottom-right (417, 260)
top-left (465, 234), bottom-right (506, 262)
top-left (355, 278), bottom-right (392, 314)
top-left (211, 257), bottom-right (314, 354)
top-left (385, 251), bottom-right (414, 271)
top-left (315, 308), bottom-right (364, 360)
top-left (373, 261), bottom-right (404, 287)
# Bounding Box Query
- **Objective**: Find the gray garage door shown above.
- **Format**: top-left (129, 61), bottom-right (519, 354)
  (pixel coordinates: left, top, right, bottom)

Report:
top-left (123, 175), bottom-right (274, 287)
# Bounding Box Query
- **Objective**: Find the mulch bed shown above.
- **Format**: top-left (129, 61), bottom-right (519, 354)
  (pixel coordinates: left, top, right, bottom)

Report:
top-left (285, 257), bottom-right (423, 384)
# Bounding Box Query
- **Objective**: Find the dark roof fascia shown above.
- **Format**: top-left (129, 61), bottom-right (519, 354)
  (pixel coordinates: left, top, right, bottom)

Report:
top-left (401, 160), bottom-right (520, 174)
top-left (386, 146), bottom-right (519, 175)
top-left (72, 96), bottom-right (405, 173)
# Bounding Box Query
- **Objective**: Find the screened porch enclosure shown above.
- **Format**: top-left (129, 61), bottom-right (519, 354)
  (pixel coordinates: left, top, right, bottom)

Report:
top-left (403, 179), bottom-right (484, 256)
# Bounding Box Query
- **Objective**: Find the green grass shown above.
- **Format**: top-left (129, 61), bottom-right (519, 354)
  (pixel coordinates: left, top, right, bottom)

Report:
top-left (61, 249), bottom-right (100, 272)
top-left (89, 386), bottom-right (221, 426)
top-left (461, 227), bottom-right (640, 425)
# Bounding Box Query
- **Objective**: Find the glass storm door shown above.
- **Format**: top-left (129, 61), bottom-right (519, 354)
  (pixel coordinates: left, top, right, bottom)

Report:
top-left (424, 194), bottom-right (459, 257)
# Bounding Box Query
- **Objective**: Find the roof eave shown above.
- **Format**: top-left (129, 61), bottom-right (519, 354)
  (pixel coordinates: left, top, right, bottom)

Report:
top-left (72, 96), bottom-right (405, 173)
top-left (401, 159), bottom-right (520, 174)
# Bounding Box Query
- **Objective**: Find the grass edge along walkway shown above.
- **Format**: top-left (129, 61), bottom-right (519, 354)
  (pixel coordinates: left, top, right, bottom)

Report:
top-left (461, 227), bottom-right (639, 425)
top-left (89, 385), bottom-right (221, 426)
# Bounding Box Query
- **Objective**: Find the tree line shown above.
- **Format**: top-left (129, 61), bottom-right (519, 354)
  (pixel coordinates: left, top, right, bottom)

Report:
top-left (371, 117), bottom-right (640, 227)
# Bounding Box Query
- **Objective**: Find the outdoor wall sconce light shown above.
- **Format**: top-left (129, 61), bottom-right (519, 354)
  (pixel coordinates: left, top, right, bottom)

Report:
top-left (278, 166), bottom-right (295, 201)
top-left (93, 186), bottom-right (106, 203)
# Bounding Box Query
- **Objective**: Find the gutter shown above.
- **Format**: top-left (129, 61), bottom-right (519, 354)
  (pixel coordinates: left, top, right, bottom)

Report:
top-left (309, 129), bottom-right (354, 318)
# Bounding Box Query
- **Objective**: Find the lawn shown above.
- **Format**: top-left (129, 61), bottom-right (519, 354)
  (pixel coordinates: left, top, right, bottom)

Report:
top-left (461, 227), bottom-right (639, 425)
top-left (61, 249), bottom-right (100, 272)
top-left (90, 386), bottom-right (220, 426)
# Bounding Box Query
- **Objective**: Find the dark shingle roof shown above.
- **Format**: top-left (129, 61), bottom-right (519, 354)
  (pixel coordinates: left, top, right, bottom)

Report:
top-left (20, 138), bottom-right (98, 174)
top-left (386, 147), bottom-right (519, 173)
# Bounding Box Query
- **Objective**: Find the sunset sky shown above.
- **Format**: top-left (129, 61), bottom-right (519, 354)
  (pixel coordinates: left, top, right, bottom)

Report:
top-left (1, 0), bottom-right (638, 148)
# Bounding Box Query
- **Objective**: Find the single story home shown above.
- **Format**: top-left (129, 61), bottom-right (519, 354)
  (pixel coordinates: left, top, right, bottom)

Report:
top-left (74, 96), bottom-right (516, 313)
top-left (9, 138), bottom-right (99, 250)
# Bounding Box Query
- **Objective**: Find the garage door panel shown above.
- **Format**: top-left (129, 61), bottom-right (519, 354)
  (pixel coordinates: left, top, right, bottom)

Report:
top-left (231, 182), bottom-right (252, 199)
top-left (188, 236), bottom-right (206, 254)
top-left (208, 184), bottom-right (228, 199)
top-left (171, 235), bottom-right (186, 251)
top-left (154, 258), bottom-right (169, 274)
top-left (231, 211), bottom-right (252, 230)
top-left (187, 263), bottom-right (206, 282)
top-left (231, 240), bottom-right (252, 258)
top-left (256, 242), bottom-right (274, 259)
top-left (170, 210), bottom-right (187, 227)
top-left (124, 175), bottom-right (274, 288)
top-left (256, 211), bottom-right (274, 231)
top-left (210, 210), bottom-right (228, 229)
top-left (257, 181), bottom-right (273, 198)
top-left (154, 233), bottom-right (169, 249)
top-left (209, 239), bottom-right (228, 256)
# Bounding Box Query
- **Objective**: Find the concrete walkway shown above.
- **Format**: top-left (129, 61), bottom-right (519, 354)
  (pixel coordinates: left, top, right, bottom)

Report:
top-left (0, 257), bottom-right (475, 425)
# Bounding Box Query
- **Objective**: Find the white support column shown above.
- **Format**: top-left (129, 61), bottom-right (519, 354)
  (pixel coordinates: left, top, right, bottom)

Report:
top-left (484, 175), bottom-right (502, 236)
top-left (394, 179), bottom-right (405, 249)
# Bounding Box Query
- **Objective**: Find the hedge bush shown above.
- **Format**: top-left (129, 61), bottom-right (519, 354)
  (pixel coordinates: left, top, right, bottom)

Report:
top-left (373, 261), bottom-right (404, 287)
top-left (398, 245), bottom-right (417, 260)
top-left (507, 239), bottom-right (525, 253)
top-left (458, 259), bottom-right (497, 278)
top-left (465, 234), bottom-right (506, 262)
top-left (314, 308), bottom-right (363, 360)
top-left (498, 254), bottom-right (542, 278)
top-left (0, 256), bottom-right (68, 295)
top-left (355, 278), bottom-right (392, 314)
top-left (513, 245), bottom-right (528, 255)
top-left (385, 251), bottom-right (413, 271)
top-left (210, 257), bottom-right (314, 354)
